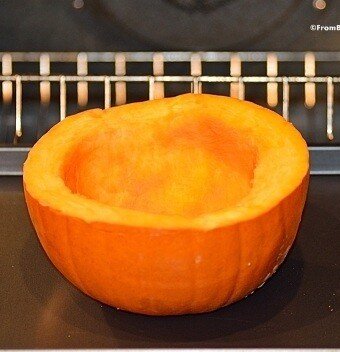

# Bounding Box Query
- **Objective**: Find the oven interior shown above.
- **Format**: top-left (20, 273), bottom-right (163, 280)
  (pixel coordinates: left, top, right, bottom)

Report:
top-left (0, 51), bottom-right (339, 174)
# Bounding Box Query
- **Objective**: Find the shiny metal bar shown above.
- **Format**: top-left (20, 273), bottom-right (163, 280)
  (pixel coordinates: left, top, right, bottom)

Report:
top-left (0, 75), bottom-right (340, 83)
top-left (230, 53), bottom-right (241, 77)
top-left (326, 77), bottom-right (334, 141)
top-left (230, 53), bottom-right (243, 99)
top-left (190, 53), bottom-right (202, 76)
top-left (104, 76), bottom-right (111, 109)
top-left (305, 52), bottom-right (316, 108)
top-left (148, 76), bottom-right (155, 100)
top-left (14, 75), bottom-right (22, 141)
top-left (59, 76), bottom-right (66, 120)
top-left (115, 53), bottom-right (126, 105)
top-left (267, 53), bottom-right (278, 107)
top-left (39, 53), bottom-right (51, 105)
top-left (77, 52), bottom-right (88, 107)
top-left (2, 53), bottom-right (12, 104)
top-left (191, 53), bottom-right (202, 93)
top-left (238, 77), bottom-right (245, 100)
top-left (191, 77), bottom-right (201, 94)
top-left (282, 77), bottom-right (290, 121)
top-left (153, 53), bottom-right (164, 99)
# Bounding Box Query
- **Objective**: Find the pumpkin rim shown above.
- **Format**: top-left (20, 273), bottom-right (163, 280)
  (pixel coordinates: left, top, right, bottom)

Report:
top-left (23, 94), bottom-right (309, 231)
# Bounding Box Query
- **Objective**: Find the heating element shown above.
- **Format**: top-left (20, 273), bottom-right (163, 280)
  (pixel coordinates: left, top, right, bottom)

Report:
top-left (0, 51), bottom-right (339, 175)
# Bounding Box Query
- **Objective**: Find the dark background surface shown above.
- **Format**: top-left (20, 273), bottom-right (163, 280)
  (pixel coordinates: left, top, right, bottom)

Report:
top-left (0, 176), bottom-right (339, 348)
top-left (0, 0), bottom-right (340, 51)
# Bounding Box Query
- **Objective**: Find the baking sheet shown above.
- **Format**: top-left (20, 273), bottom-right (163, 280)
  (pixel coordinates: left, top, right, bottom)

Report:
top-left (0, 176), bottom-right (339, 348)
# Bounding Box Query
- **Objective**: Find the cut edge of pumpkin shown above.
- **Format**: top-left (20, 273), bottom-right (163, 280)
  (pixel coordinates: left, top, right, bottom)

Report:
top-left (23, 94), bottom-right (309, 231)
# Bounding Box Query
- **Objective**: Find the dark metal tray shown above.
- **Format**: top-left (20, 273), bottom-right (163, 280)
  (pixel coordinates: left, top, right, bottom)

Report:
top-left (0, 176), bottom-right (339, 348)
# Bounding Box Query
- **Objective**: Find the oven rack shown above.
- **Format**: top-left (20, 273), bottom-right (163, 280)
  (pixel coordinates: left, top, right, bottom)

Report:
top-left (1, 51), bottom-right (340, 175)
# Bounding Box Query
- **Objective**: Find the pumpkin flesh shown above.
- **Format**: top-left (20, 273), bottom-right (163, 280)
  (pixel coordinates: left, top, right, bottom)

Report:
top-left (63, 115), bottom-right (258, 217)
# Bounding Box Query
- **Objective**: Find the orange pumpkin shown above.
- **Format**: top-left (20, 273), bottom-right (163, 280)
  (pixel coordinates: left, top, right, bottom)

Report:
top-left (23, 94), bottom-right (309, 315)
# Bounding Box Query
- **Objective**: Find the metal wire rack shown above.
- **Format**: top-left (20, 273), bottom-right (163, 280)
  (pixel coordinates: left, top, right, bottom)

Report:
top-left (1, 51), bottom-right (340, 175)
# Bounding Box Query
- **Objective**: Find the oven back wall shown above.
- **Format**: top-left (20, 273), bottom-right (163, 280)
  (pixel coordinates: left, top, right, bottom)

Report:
top-left (0, 0), bottom-right (339, 51)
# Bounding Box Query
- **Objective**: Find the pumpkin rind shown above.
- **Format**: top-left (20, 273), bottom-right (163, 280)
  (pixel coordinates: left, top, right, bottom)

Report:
top-left (23, 94), bottom-right (309, 315)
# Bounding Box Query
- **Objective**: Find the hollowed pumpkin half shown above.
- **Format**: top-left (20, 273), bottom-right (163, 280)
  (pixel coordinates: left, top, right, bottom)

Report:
top-left (24, 93), bottom-right (309, 315)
